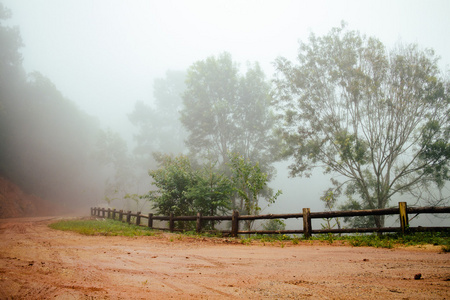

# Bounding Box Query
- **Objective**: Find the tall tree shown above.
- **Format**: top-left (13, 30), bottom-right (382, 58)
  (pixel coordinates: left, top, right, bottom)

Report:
top-left (181, 53), bottom-right (278, 172)
top-left (181, 52), bottom-right (239, 166)
top-left (128, 70), bottom-right (187, 168)
top-left (181, 53), bottom-right (280, 211)
top-left (273, 24), bottom-right (450, 227)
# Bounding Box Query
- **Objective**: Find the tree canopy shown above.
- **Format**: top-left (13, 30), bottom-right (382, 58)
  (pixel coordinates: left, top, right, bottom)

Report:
top-left (180, 52), bottom-right (278, 174)
top-left (0, 4), bottom-right (104, 209)
top-left (128, 70), bottom-right (187, 163)
top-left (273, 24), bottom-right (450, 227)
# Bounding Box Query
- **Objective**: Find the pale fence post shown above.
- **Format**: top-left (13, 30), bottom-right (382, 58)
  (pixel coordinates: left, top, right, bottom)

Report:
top-left (303, 208), bottom-right (312, 238)
top-left (399, 202), bottom-right (409, 234)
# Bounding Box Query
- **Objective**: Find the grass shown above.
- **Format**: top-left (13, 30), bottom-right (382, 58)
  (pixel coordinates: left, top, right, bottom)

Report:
top-left (49, 218), bottom-right (157, 237)
top-left (49, 218), bottom-right (449, 251)
top-left (312, 231), bottom-right (450, 250)
top-left (230, 231), bottom-right (450, 250)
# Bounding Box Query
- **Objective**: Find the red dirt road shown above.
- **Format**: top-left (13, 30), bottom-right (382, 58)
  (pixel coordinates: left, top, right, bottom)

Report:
top-left (0, 217), bottom-right (449, 299)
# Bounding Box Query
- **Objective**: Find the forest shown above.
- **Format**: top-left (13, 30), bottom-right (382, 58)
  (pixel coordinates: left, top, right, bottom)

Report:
top-left (0, 3), bottom-right (448, 229)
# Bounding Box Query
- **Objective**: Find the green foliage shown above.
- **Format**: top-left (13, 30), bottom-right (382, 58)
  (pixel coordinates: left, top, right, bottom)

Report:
top-left (184, 163), bottom-right (233, 217)
top-left (338, 199), bottom-right (377, 228)
top-left (146, 154), bottom-right (233, 230)
top-left (146, 153), bottom-right (283, 231)
top-left (262, 219), bottom-right (287, 239)
top-left (228, 153), bottom-right (282, 230)
top-left (263, 219), bottom-right (286, 232)
top-left (273, 23), bottom-right (450, 227)
top-left (148, 154), bottom-right (198, 217)
top-left (49, 219), bottom-right (156, 237)
top-left (320, 188), bottom-right (342, 230)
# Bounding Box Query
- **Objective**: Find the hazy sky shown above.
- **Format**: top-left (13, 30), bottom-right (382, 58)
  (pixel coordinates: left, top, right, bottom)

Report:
top-left (2, 0), bottom-right (450, 220)
top-left (3, 0), bottom-right (450, 130)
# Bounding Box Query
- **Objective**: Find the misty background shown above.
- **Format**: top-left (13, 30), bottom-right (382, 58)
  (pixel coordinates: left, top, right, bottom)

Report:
top-left (1, 0), bottom-right (449, 227)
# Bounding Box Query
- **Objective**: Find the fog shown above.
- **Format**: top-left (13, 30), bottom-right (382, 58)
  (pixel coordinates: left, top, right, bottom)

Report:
top-left (1, 0), bottom-right (449, 225)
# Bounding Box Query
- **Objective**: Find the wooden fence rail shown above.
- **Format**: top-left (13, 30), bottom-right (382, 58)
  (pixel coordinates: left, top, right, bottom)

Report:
top-left (90, 202), bottom-right (450, 238)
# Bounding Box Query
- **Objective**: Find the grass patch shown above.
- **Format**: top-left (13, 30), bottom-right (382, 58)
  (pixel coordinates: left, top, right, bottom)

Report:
top-left (312, 231), bottom-right (450, 249)
top-left (232, 231), bottom-right (449, 250)
top-left (49, 218), bottom-right (156, 237)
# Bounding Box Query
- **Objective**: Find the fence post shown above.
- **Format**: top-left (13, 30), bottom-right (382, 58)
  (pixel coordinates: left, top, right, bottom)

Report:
top-left (107, 208), bottom-right (111, 219)
top-left (112, 209), bottom-right (116, 220)
top-left (196, 212), bottom-right (202, 233)
top-left (399, 202), bottom-right (409, 234)
top-left (169, 212), bottom-right (175, 232)
top-left (303, 208), bottom-right (312, 239)
top-left (231, 210), bottom-right (240, 237)
top-left (119, 210), bottom-right (123, 221)
top-left (148, 213), bottom-right (153, 228)
top-left (102, 208), bottom-right (106, 218)
top-left (136, 212), bottom-right (141, 226)
top-left (126, 211), bottom-right (131, 224)
top-left (97, 208), bottom-right (101, 217)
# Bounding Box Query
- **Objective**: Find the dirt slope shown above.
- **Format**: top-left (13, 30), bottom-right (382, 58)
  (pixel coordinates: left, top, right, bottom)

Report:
top-left (0, 176), bottom-right (62, 218)
top-left (0, 217), bottom-right (449, 299)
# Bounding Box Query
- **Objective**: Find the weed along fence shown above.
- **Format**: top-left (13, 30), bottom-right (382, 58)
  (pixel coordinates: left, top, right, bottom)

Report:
top-left (90, 202), bottom-right (450, 238)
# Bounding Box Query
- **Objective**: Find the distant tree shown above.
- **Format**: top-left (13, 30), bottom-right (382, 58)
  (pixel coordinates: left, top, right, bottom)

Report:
top-left (273, 23), bottom-right (450, 228)
top-left (128, 70), bottom-right (187, 168)
top-left (235, 62), bottom-right (278, 175)
top-left (94, 128), bottom-right (139, 209)
top-left (181, 53), bottom-right (239, 167)
top-left (181, 53), bottom-right (278, 172)
top-left (263, 219), bottom-right (286, 232)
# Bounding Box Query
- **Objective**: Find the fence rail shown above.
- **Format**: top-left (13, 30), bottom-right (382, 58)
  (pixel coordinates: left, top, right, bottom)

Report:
top-left (90, 202), bottom-right (450, 237)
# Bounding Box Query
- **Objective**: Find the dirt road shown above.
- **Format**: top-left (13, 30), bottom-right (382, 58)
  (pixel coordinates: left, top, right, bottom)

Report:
top-left (0, 217), bottom-right (449, 299)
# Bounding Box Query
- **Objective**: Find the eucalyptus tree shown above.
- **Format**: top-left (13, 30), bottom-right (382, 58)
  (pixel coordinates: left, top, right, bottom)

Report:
top-left (273, 24), bottom-right (449, 227)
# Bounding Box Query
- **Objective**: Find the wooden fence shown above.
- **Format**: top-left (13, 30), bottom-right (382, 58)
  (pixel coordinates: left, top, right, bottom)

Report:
top-left (90, 202), bottom-right (450, 238)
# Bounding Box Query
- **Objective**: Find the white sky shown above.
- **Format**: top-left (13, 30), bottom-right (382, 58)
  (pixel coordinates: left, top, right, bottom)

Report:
top-left (3, 0), bottom-right (450, 219)
top-left (3, 0), bottom-right (450, 129)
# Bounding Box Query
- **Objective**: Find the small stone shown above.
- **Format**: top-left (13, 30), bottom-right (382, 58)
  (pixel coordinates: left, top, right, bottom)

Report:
top-left (414, 273), bottom-right (422, 280)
